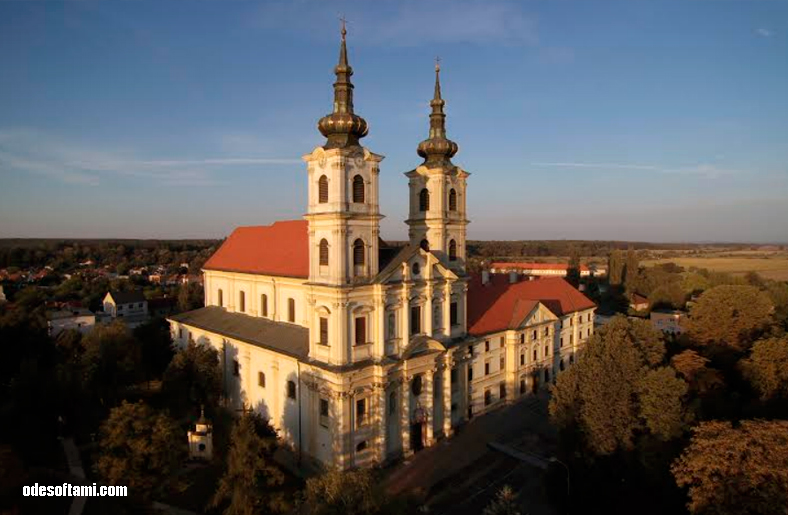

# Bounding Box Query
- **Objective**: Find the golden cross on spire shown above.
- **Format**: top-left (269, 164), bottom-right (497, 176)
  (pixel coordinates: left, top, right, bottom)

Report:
top-left (435, 56), bottom-right (441, 72)
top-left (339, 15), bottom-right (348, 39)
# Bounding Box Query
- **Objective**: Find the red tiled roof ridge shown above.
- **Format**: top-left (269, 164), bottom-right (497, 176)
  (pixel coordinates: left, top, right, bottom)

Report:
top-left (203, 220), bottom-right (309, 278)
top-left (490, 262), bottom-right (590, 271)
top-left (466, 274), bottom-right (595, 336)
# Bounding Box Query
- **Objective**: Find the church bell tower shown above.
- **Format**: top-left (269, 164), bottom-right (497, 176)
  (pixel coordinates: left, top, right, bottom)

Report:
top-left (405, 61), bottom-right (469, 275)
top-left (303, 23), bottom-right (384, 286)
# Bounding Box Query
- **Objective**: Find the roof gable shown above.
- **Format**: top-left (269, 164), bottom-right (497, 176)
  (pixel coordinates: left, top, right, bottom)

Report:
top-left (107, 290), bottom-right (146, 305)
top-left (203, 220), bottom-right (309, 278)
top-left (467, 275), bottom-right (595, 336)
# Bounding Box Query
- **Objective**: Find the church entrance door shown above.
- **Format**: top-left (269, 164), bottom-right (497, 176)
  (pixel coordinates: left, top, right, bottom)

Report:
top-left (410, 422), bottom-right (424, 451)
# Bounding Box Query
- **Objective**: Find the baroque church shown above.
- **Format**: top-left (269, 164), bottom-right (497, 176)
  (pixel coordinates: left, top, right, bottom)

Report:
top-left (169, 26), bottom-right (596, 470)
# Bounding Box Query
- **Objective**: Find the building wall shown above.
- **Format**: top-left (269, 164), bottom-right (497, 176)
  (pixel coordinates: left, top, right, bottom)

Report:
top-left (48, 314), bottom-right (96, 337)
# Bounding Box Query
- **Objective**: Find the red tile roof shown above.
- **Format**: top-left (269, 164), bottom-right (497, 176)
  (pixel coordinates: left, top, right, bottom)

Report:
top-left (467, 274), bottom-right (596, 336)
top-left (490, 262), bottom-right (590, 271)
top-left (203, 220), bottom-right (309, 278)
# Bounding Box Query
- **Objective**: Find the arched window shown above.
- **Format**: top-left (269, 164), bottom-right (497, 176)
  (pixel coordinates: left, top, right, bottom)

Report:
top-left (352, 174), bottom-right (365, 203)
top-left (449, 188), bottom-right (457, 211)
top-left (388, 313), bottom-right (396, 339)
top-left (419, 188), bottom-right (430, 211)
top-left (239, 291), bottom-right (245, 312)
top-left (258, 371), bottom-right (266, 388)
top-left (319, 239), bottom-right (329, 266)
top-left (449, 239), bottom-right (457, 261)
top-left (287, 380), bottom-right (296, 399)
top-left (412, 262), bottom-right (420, 276)
top-left (420, 239), bottom-right (430, 252)
top-left (261, 294), bottom-right (268, 317)
top-left (353, 239), bottom-right (365, 266)
top-left (288, 298), bottom-right (295, 323)
top-left (318, 175), bottom-right (328, 203)
top-left (217, 289), bottom-right (223, 308)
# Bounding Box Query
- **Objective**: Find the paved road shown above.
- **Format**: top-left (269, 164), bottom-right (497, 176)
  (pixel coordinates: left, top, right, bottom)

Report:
top-left (383, 393), bottom-right (559, 514)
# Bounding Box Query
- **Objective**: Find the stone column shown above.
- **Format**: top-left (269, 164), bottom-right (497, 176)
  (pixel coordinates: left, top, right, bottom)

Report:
top-left (337, 301), bottom-right (349, 364)
top-left (443, 281), bottom-right (452, 338)
top-left (425, 371), bottom-right (434, 446)
top-left (443, 355), bottom-right (453, 437)
top-left (376, 385), bottom-right (386, 464)
top-left (400, 377), bottom-right (412, 457)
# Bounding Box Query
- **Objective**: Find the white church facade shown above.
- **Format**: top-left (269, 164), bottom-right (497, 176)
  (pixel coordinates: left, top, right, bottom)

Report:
top-left (169, 26), bottom-right (596, 470)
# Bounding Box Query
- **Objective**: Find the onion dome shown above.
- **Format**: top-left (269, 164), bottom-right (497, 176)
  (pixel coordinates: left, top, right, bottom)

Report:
top-left (317, 22), bottom-right (369, 149)
top-left (417, 60), bottom-right (458, 166)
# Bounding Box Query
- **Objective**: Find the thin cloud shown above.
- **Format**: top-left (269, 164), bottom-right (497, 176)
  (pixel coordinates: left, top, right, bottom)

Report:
top-left (531, 162), bottom-right (738, 179)
top-left (254, 0), bottom-right (538, 47)
top-left (0, 129), bottom-right (300, 186)
top-left (756, 28), bottom-right (773, 38)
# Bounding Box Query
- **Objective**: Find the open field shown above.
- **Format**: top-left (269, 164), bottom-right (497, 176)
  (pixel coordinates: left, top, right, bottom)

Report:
top-left (641, 256), bottom-right (788, 281)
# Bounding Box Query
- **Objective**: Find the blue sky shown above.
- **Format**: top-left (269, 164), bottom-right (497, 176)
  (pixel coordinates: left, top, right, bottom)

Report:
top-left (1, 0), bottom-right (787, 242)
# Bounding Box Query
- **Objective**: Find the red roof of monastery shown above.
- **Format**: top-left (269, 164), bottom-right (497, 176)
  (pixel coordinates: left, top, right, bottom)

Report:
top-left (203, 221), bottom-right (309, 278)
top-left (490, 262), bottom-right (590, 271)
top-left (467, 274), bottom-right (596, 336)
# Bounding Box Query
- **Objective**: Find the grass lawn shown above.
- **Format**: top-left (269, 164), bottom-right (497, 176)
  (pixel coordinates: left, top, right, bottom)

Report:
top-left (642, 257), bottom-right (788, 281)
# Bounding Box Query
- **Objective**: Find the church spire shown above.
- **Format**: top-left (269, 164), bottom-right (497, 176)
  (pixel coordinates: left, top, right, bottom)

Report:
top-left (417, 58), bottom-right (458, 166)
top-left (318, 19), bottom-right (368, 149)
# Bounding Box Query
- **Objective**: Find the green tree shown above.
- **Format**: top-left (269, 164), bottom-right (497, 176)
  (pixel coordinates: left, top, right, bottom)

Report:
top-left (211, 411), bottom-right (285, 515)
top-left (681, 273), bottom-right (711, 296)
top-left (686, 285), bottom-right (773, 350)
top-left (483, 485), bottom-right (521, 515)
top-left (649, 282), bottom-right (687, 311)
top-left (81, 322), bottom-right (142, 405)
top-left (302, 468), bottom-right (388, 515)
top-left (178, 282), bottom-right (204, 312)
top-left (96, 401), bottom-right (185, 501)
top-left (608, 249), bottom-right (624, 286)
top-left (162, 342), bottom-right (222, 417)
top-left (549, 316), bottom-right (688, 455)
top-left (672, 419), bottom-right (788, 515)
top-left (566, 247), bottom-right (582, 288)
top-left (741, 336), bottom-right (788, 400)
top-left (133, 318), bottom-right (174, 381)
top-left (623, 248), bottom-right (640, 290)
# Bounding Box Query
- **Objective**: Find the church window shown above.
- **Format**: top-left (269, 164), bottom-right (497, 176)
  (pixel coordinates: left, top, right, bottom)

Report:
top-left (319, 239), bottom-right (329, 266)
top-left (261, 294), bottom-right (268, 317)
top-left (520, 353), bottom-right (525, 366)
top-left (319, 317), bottom-right (329, 345)
top-left (387, 313), bottom-right (396, 339)
top-left (410, 306), bottom-right (421, 335)
top-left (449, 239), bottom-right (457, 261)
top-left (287, 380), bottom-right (296, 399)
top-left (353, 239), bottom-right (365, 266)
top-left (500, 356), bottom-right (505, 370)
top-left (419, 188), bottom-right (430, 211)
top-left (533, 349), bottom-right (537, 361)
top-left (318, 175), bottom-right (328, 203)
top-left (520, 378), bottom-right (526, 394)
top-left (420, 239), bottom-right (430, 252)
top-left (217, 289), bottom-right (223, 308)
top-left (258, 371), bottom-right (266, 388)
top-left (449, 188), bottom-right (457, 211)
top-left (319, 398), bottom-right (329, 427)
top-left (288, 298), bottom-right (295, 323)
top-left (468, 365), bottom-right (474, 382)
top-left (484, 389), bottom-right (492, 406)
top-left (412, 375), bottom-right (423, 396)
top-left (450, 302), bottom-right (458, 326)
top-left (239, 291), bottom-right (245, 312)
top-left (355, 316), bottom-right (366, 345)
top-left (412, 262), bottom-right (420, 275)
top-left (484, 360), bottom-right (490, 376)
top-left (500, 383), bottom-right (506, 399)
top-left (545, 345), bottom-right (549, 357)
top-left (356, 398), bottom-right (367, 427)
top-left (520, 333), bottom-right (525, 344)
top-left (352, 174), bottom-right (365, 203)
